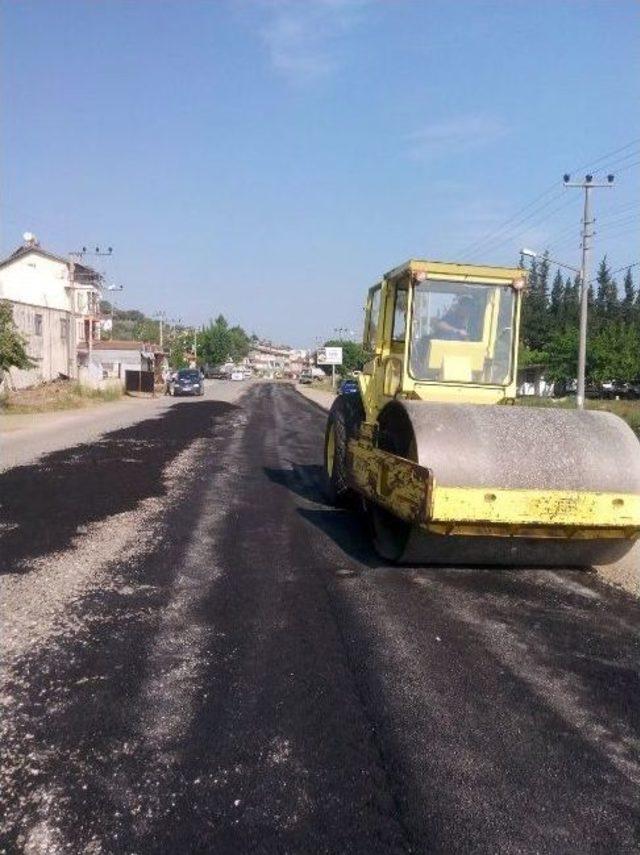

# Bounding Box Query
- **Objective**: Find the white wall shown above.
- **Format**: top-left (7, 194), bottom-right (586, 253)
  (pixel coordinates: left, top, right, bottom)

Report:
top-left (0, 249), bottom-right (103, 387)
top-left (8, 303), bottom-right (72, 389)
top-left (0, 254), bottom-right (71, 311)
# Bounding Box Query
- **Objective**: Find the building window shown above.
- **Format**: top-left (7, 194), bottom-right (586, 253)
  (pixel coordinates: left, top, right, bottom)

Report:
top-left (34, 314), bottom-right (43, 336)
top-left (60, 318), bottom-right (69, 340)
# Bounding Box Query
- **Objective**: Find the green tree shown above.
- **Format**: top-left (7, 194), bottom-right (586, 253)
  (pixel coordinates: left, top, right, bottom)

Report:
top-left (621, 268), bottom-right (635, 323)
top-left (545, 327), bottom-right (582, 385)
top-left (591, 323), bottom-right (640, 382)
top-left (595, 256), bottom-right (618, 323)
top-left (199, 315), bottom-right (250, 366)
top-left (0, 300), bottom-right (35, 385)
top-left (132, 318), bottom-right (161, 344)
top-left (549, 269), bottom-right (564, 329)
top-left (520, 255), bottom-right (550, 350)
top-left (518, 345), bottom-right (549, 370)
top-left (168, 331), bottom-right (190, 369)
top-left (199, 315), bottom-right (231, 366)
top-left (227, 324), bottom-right (251, 362)
top-left (561, 274), bottom-right (580, 327)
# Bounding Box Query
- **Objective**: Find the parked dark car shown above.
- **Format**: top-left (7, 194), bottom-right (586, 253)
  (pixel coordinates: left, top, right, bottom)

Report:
top-left (339, 378), bottom-right (359, 395)
top-left (170, 369), bottom-right (205, 396)
top-left (594, 380), bottom-right (639, 400)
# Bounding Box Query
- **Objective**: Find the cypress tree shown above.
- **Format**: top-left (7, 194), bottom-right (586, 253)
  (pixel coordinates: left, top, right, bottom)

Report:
top-left (622, 268), bottom-right (635, 324)
top-left (550, 269), bottom-right (564, 329)
top-left (595, 256), bottom-right (619, 322)
top-left (562, 275), bottom-right (579, 327)
top-left (521, 256), bottom-right (550, 351)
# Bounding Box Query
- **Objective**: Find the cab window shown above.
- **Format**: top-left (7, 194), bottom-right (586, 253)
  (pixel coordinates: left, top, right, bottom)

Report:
top-left (391, 286), bottom-right (407, 342)
top-left (366, 286), bottom-right (382, 350)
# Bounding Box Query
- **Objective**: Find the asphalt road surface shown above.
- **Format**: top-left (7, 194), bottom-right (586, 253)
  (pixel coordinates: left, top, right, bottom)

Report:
top-left (1, 382), bottom-right (639, 854)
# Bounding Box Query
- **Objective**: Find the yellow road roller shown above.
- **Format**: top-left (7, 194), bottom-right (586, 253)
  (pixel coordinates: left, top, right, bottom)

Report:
top-left (323, 259), bottom-right (640, 565)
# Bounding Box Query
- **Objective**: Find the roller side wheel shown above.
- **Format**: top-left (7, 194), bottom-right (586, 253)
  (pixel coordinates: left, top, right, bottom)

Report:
top-left (367, 501), bottom-right (413, 563)
top-left (323, 394), bottom-right (364, 506)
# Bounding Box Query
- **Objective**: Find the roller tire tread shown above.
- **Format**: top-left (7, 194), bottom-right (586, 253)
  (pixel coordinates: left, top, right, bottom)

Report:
top-left (323, 394), bottom-right (364, 506)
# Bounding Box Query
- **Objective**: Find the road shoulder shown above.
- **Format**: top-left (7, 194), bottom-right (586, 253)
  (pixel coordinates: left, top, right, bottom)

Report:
top-left (0, 380), bottom-right (248, 471)
top-left (294, 383), bottom-right (334, 412)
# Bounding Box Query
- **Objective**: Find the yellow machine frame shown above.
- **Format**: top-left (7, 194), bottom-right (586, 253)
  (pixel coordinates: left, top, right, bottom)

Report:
top-left (345, 259), bottom-right (640, 542)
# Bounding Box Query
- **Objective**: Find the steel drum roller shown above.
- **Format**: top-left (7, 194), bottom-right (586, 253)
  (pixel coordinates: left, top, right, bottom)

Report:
top-left (371, 401), bottom-right (640, 566)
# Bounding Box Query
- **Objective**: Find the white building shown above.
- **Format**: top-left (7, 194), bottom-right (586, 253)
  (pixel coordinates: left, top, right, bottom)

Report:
top-left (247, 341), bottom-right (309, 378)
top-left (0, 234), bottom-right (103, 389)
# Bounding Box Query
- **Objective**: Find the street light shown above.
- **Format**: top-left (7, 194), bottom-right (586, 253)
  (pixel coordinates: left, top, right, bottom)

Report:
top-left (105, 284), bottom-right (124, 332)
top-left (154, 311), bottom-right (167, 348)
top-left (520, 249), bottom-right (579, 275)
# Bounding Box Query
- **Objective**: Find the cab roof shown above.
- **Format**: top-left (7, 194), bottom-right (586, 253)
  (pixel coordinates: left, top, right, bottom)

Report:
top-left (384, 258), bottom-right (525, 283)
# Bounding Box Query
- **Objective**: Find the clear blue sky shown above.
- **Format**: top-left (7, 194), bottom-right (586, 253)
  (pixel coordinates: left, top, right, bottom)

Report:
top-left (3, 0), bottom-right (639, 346)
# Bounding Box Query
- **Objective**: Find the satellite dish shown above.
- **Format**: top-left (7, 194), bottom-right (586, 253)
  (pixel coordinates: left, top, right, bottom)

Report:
top-left (23, 231), bottom-right (37, 245)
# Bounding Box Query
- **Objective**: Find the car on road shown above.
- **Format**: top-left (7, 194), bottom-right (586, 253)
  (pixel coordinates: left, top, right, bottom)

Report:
top-left (339, 378), bottom-right (359, 395)
top-left (204, 364), bottom-right (227, 379)
top-left (231, 370), bottom-right (245, 381)
top-left (299, 370), bottom-right (313, 384)
top-left (170, 368), bottom-right (205, 396)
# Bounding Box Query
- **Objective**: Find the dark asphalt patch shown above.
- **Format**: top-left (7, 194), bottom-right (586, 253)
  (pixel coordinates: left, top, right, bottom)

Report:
top-left (3, 383), bottom-right (640, 854)
top-left (0, 400), bottom-right (237, 574)
top-left (1, 405), bottom-right (240, 852)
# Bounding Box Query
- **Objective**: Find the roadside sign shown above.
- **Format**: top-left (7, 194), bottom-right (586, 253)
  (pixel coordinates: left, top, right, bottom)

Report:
top-left (317, 346), bottom-right (343, 366)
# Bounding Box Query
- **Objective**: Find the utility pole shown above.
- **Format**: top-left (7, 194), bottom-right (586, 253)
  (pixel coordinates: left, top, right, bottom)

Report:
top-left (68, 257), bottom-right (77, 378)
top-left (154, 311), bottom-right (166, 349)
top-left (69, 245), bottom-right (113, 376)
top-left (563, 173), bottom-right (614, 409)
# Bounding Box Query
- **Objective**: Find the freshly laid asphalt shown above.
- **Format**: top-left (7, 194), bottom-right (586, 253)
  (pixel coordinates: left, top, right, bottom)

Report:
top-left (1, 382), bottom-right (639, 854)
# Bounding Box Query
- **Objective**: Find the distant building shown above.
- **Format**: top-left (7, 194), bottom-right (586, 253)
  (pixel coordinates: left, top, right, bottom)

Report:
top-left (247, 341), bottom-right (309, 378)
top-left (0, 234), bottom-right (103, 389)
top-left (89, 340), bottom-right (156, 378)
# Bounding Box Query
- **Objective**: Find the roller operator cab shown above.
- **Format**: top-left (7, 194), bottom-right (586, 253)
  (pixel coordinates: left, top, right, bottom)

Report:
top-left (323, 259), bottom-right (640, 566)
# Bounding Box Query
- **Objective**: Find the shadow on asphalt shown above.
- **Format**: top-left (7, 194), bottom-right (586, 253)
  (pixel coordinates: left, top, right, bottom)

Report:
top-left (0, 400), bottom-right (238, 574)
top-left (263, 463), bottom-right (325, 504)
top-left (263, 462), bottom-right (381, 568)
top-left (298, 507), bottom-right (380, 569)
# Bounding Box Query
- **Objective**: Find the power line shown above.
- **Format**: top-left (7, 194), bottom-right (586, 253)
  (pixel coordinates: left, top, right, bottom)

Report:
top-left (595, 200), bottom-right (640, 222)
top-left (479, 196), bottom-right (576, 257)
top-left (595, 213), bottom-right (640, 234)
top-left (455, 138), bottom-right (640, 259)
top-left (595, 147), bottom-right (640, 172)
top-left (572, 137), bottom-right (640, 172)
top-left (544, 214), bottom-right (590, 249)
top-left (608, 260), bottom-right (640, 279)
top-left (595, 223), bottom-right (640, 242)
top-left (615, 158), bottom-right (640, 174)
top-left (456, 185), bottom-right (561, 258)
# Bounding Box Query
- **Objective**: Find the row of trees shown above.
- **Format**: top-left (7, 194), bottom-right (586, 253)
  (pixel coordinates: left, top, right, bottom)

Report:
top-left (520, 255), bottom-right (640, 385)
top-left (99, 302), bottom-right (161, 343)
top-left (100, 301), bottom-right (253, 369)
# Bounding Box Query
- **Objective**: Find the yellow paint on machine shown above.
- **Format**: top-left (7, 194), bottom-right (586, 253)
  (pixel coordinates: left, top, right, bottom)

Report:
top-left (348, 438), bottom-right (640, 540)
top-left (430, 486), bottom-right (640, 538)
